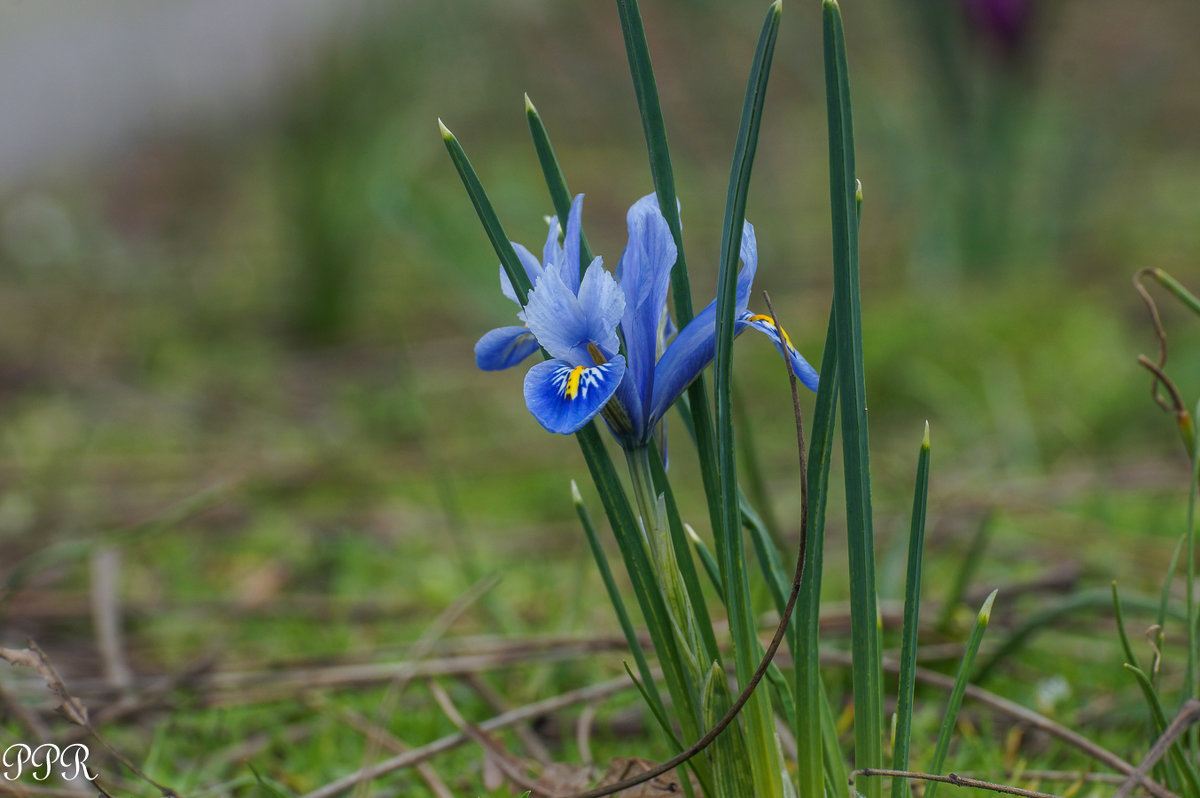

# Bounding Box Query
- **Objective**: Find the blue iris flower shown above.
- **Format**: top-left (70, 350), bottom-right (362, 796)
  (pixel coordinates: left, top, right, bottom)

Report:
top-left (475, 193), bottom-right (819, 446)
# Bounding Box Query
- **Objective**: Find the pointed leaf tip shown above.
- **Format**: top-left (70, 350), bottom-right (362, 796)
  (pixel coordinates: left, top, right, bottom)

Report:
top-left (922, 420), bottom-right (930, 450)
top-left (855, 179), bottom-right (863, 202)
top-left (771, 0), bottom-right (782, 15)
top-left (438, 118), bottom-right (453, 140)
top-left (524, 93), bottom-right (536, 114)
top-left (570, 479), bottom-right (582, 504)
top-left (979, 589), bottom-right (999, 622)
top-left (683, 522), bottom-right (702, 545)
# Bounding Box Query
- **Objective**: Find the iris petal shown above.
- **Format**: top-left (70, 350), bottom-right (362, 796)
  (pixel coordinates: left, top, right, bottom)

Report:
top-left (648, 296), bottom-right (819, 426)
top-left (649, 299), bottom-right (719, 426)
top-left (738, 312), bottom-right (820, 392)
top-left (525, 260), bottom-right (623, 365)
top-left (475, 326), bottom-right (539, 371)
top-left (561, 194), bottom-right (585, 294)
top-left (736, 220), bottom-right (757, 313)
top-left (617, 193), bottom-right (677, 440)
top-left (499, 242), bottom-right (544, 309)
top-left (524, 356), bottom-right (626, 435)
top-left (647, 220), bottom-right (751, 427)
top-left (542, 213), bottom-right (562, 278)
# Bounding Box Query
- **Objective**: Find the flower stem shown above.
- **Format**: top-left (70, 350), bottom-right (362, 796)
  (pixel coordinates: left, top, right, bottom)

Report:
top-left (625, 445), bottom-right (703, 681)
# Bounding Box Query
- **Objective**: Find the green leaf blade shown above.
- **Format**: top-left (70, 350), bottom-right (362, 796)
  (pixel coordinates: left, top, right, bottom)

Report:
top-left (821, 2), bottom-right (884, 793)
top-left (891, 423), bottom-right (931, 798)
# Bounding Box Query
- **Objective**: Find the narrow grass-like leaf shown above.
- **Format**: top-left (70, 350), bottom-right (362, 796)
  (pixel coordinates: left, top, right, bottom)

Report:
top-left (891, 423), bottom-right (931, 798)
top-left (731, 487), bottom-right (804, 728)
top-left (702, 661), bottom-right (755, 798)
top-left (935, 510), bottom-right (994, 634)
top-left (1113, 582), bottom-right (1145, 672)
top-left (1159, 532), bottom-right (1186, 689)
top-left (572, 480), bottom-right (670, 729)
top-left (743, 489), bottom-right (790, 617)
top-left (524, 94), bottom-right (595, 276)
top-left (440, 121), bottom-right (533, 302)
top-left (614, 0), bottom-right (691, 321)
top-left (248, 763), bottom-right (292, 798)
top-left (822, 3), bottom-right (884, 791)
top-left (922, 590), bottom-right (998, 798)
top-left (975, 588), bottom-right (1179, 683)
top-left (1126, 664), bottom-right (1200, 797)
top-left (620, 661), bottom-right (685, 753)
top-left (820, 680), bottom-right (852, 798)
top-left (736, 383), bottom-right (784, 542)
top-left (1149, 269), bottom-right (1200, 318)
top-left (615, 0), bottom-right (725, 596)
top-left (685, 523), bottom-right (726, 602)
top-left (1115, 582), bottom-right (1172, 785)
top-left (620, 661), bottom-right (700, 798)
top-left (793, 191), bottom-right (855, 798)
top-left (795, 303), bottom-right (840, 798)
top-left (711, 5), bottom-right (785, 797)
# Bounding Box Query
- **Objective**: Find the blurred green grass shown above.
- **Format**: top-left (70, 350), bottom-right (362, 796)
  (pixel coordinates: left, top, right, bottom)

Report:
top-left (1, 0), bottom-right (1199, 794)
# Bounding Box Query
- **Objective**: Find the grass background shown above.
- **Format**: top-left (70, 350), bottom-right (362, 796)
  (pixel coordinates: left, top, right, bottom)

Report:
top-left (1, 0), bottom-right (1200, 795)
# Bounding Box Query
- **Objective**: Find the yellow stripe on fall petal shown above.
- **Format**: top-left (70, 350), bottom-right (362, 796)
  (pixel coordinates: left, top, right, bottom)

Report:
top-left (746, 314), bottom-right (794, 349)
top-left (564, 365), bottom-right (587, 400)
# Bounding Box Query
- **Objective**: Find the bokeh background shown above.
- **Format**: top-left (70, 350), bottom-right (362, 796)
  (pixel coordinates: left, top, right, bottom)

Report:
top-left (1, 0), bottom-right (1199, 794)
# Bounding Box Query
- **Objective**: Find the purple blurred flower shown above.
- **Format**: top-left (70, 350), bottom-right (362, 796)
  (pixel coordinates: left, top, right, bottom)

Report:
top-left (961, 0), bottom-right (1033, 55)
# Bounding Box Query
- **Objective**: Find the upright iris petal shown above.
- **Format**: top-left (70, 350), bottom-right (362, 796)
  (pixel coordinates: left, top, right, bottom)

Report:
top-left (499, 242), bottom-right (545, 313)
top-left (525, 259), bottom-right (623, 365)
top-left (537, 193), bottom-right (585, 294)
top-left (616, 194), bottom-right (677, 443)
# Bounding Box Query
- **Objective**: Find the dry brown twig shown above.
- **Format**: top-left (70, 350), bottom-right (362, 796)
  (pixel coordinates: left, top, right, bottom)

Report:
top-left (304, 694), bottom-right (454, 798)
top-left (851, 768), bottom-right (1063, 798)
top-left (90, 546), bottom-right (133, 692)
top-left (299, 670), bottom-right (649, 798)
top-left (1114, 698), bottom-right (1200, 798)
top-left (574, 702), bottom-right (600, 767)
top-left (0, 641), bottom-right (181, 798)
top-left (1133, 269), bottom-right (1196, 458)
top-left (426, 678), bottom-right (544, 794)
top-left (828, 650), bottom-right (1178, 798)
top-left (352, 573), bottom-right (498, 798)
top-left (461, 671), bottom-right (554, 766)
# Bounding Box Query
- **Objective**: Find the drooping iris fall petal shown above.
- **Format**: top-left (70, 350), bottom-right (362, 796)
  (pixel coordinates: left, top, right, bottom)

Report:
top-left (524, 356), bottom-right (626, 435)
top-left (475, 326), bottom-right (540, 371)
